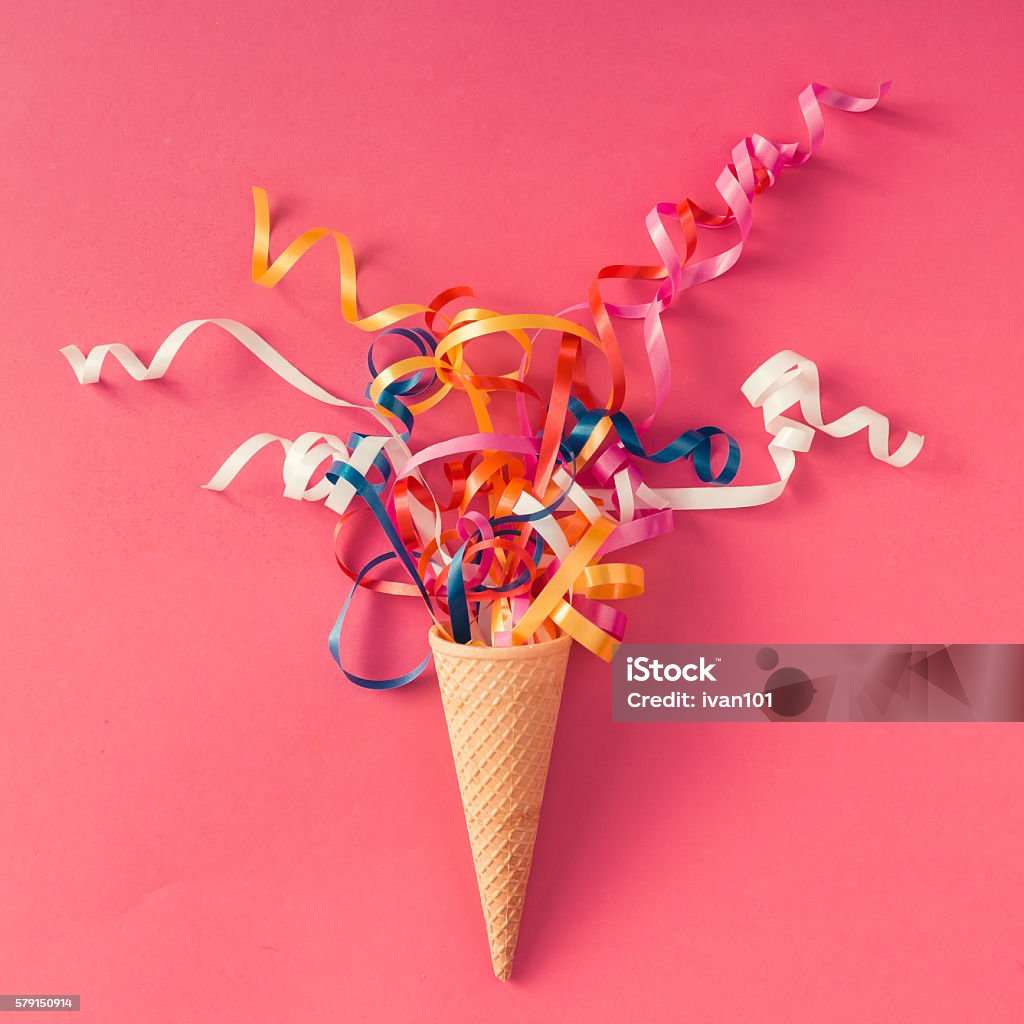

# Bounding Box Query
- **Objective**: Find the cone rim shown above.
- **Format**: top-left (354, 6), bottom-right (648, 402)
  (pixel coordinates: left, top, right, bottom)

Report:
top-left (428, 624), bottom-right (572, 662)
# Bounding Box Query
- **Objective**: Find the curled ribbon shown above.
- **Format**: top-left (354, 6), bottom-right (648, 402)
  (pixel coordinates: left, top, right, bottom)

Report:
top-left (60, 80), bottom-right (922, 687)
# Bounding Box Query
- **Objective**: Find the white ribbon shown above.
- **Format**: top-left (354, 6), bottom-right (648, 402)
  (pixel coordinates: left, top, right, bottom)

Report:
top-left (633, 351), bottom-right (923, 512)
top-left (61, 324), bottom-right (923, 527)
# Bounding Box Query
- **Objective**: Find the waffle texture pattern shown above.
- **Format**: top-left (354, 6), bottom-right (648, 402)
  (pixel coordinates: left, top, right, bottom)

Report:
top-left (429, 626), bottom-right (572, 980)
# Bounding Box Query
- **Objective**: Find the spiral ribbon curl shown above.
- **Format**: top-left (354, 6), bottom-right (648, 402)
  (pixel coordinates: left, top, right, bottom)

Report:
top-left (60, 81), bottom-right (922, 686)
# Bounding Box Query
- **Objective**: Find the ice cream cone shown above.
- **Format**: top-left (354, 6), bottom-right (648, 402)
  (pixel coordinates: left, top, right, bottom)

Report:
top-left (429, 625), bottom-right (572, 981)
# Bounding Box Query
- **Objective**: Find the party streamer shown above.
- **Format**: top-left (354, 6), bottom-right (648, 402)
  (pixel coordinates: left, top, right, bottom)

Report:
top-left (61, 81), bottom-right (921, 684)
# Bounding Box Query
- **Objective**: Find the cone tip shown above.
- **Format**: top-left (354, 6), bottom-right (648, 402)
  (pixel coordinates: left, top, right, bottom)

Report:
top-left (493, 954), bottom-right (514, 981)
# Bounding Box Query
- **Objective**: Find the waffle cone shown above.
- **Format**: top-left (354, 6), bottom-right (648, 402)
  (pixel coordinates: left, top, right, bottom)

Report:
top-left (429, 625), bottom-right (572, 981)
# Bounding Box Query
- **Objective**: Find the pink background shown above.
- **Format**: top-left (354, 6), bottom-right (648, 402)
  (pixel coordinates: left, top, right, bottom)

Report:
top-left (2, 1), bottom-right (1023, 1020)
